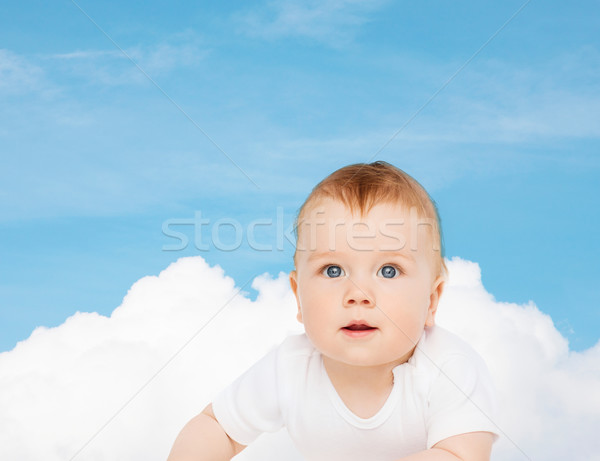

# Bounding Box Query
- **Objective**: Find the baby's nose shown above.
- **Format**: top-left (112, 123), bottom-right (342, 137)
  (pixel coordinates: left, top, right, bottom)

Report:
top-left (343, 283), bottom-right (374, 307)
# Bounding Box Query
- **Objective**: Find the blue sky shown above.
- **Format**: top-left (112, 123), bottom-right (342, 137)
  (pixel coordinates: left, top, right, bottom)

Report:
top-left (0, 0), bottom-right (598, 353)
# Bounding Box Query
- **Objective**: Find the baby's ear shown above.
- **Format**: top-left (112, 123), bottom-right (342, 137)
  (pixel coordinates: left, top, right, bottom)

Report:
top-left (289, 270), bottom-right (298, 296)
top-left (289, 270), bottom-right (303, 324)
top-left (425, 276), bottom-right (445, 327)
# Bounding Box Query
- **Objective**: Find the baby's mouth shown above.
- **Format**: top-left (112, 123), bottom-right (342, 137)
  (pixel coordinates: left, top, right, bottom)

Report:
top-left (342, 322), bottom-right (376, 331)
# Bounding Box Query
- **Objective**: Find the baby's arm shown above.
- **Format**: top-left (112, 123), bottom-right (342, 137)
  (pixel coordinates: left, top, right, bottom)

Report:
top-left (167, 403), bottom-right (246, 461)
top-left (397, 432), bottom-right (495, 461)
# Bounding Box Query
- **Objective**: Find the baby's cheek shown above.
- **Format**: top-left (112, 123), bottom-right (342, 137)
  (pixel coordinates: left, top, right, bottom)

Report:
top-left (391, 312), bottom-right (424, 334)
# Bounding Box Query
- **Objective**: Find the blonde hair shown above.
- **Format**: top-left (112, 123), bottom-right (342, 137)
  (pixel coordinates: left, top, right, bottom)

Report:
top-left (294, 161), bottom-right (447, 278)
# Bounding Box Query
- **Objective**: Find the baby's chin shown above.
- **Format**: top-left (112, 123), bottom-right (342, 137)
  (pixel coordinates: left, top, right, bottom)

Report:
top-left (321, 348), bottom-right (416, 370)
top-left (305, 331), bottom-right (417, 368)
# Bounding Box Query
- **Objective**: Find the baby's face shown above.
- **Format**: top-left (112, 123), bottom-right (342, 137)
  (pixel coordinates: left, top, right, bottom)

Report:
top-left (290, 198), bottom-right (444, 368)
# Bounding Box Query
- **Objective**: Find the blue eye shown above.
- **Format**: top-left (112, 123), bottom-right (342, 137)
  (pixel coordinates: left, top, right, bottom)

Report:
top-left (323, 265), bottom-right (344, 278)
top-left (378, 265), bottom-right (399, 279)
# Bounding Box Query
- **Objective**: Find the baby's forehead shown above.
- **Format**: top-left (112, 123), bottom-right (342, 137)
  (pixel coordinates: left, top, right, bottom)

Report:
top-left (303, 197), bottom-right (408, 215)
top-left (301, 203), bottom-right (433, 242)
top-left (295, 198), bottom-right (440, 262)
top-left (298, 198), bottom-right (425, 227)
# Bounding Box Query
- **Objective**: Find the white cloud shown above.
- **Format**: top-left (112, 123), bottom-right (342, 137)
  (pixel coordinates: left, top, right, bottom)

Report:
top-left (50, 50), bottom-right (123, 60)
top-left (0, 49), bottom-right (57, 98)
top-left (436, 258), bottom-right (600, 460)
top-left (1, 33), bottom-right (207, 98)
top-left (235, 0), bottom-right (388, 45)
top-left (45, 34), bottom-right (208, 86)
top-left (407, 50), bottom-right (600, 143)
top-left (0, 256), bottom-right (598, 460)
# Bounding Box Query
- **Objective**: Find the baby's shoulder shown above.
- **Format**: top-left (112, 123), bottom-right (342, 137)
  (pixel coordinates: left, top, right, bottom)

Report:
top-left (275, 333), bottom-right (319, 367)
top-left (414, 326), bottom-right (484, 371)
top-left (271, 334), bottom-right (320, 402)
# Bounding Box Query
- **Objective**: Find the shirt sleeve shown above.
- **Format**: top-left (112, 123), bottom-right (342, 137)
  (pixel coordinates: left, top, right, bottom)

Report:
top-left (426, 352), bottom-right (499, 449)
top-left (211, 345), bottom-right (284, 445)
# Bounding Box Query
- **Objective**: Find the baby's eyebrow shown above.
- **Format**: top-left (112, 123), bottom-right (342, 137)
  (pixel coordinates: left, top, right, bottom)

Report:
top-left (306, 251), bottom-right (332, 263)
top-left (382, 250), bottom-right (416, 262)
top-left (303, 250), bottom-right (415, 263)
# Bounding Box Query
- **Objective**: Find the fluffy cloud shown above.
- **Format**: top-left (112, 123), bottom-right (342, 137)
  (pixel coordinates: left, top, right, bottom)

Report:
top-left (235, 0), bottom-right (388, 45)
top-left (0, 256), bottom-right (598, 460)
top-left (436, 259), bottom-right (600, 460)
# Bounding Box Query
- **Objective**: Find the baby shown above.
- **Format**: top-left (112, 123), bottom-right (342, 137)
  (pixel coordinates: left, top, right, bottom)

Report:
top-left (168, 162), bottom-right (498, 461)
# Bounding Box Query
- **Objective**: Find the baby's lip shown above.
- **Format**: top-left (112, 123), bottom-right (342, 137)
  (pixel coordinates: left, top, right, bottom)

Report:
top-left (342, 321), bottom-right (377, 331)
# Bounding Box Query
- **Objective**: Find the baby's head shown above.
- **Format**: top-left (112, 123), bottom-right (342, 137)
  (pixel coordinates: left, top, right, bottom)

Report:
top-left (294, 161), bottom-right (446, 278)
top-left (289, 161), bottom-right (448, 367)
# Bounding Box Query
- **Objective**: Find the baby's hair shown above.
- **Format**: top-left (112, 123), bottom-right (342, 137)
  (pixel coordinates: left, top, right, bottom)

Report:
top-left (294, 161), bottom-right (447, 278)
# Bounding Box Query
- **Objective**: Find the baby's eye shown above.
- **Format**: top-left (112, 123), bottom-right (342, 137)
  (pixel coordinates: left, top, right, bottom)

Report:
top-left (377, 265), bottom-right (400, 279)
top-left (322, 265), bottom-right (345, 278)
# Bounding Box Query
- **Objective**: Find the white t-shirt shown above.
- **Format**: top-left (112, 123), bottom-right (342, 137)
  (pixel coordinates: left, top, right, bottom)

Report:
top-left (212, 326), bottom-right (498, 461)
